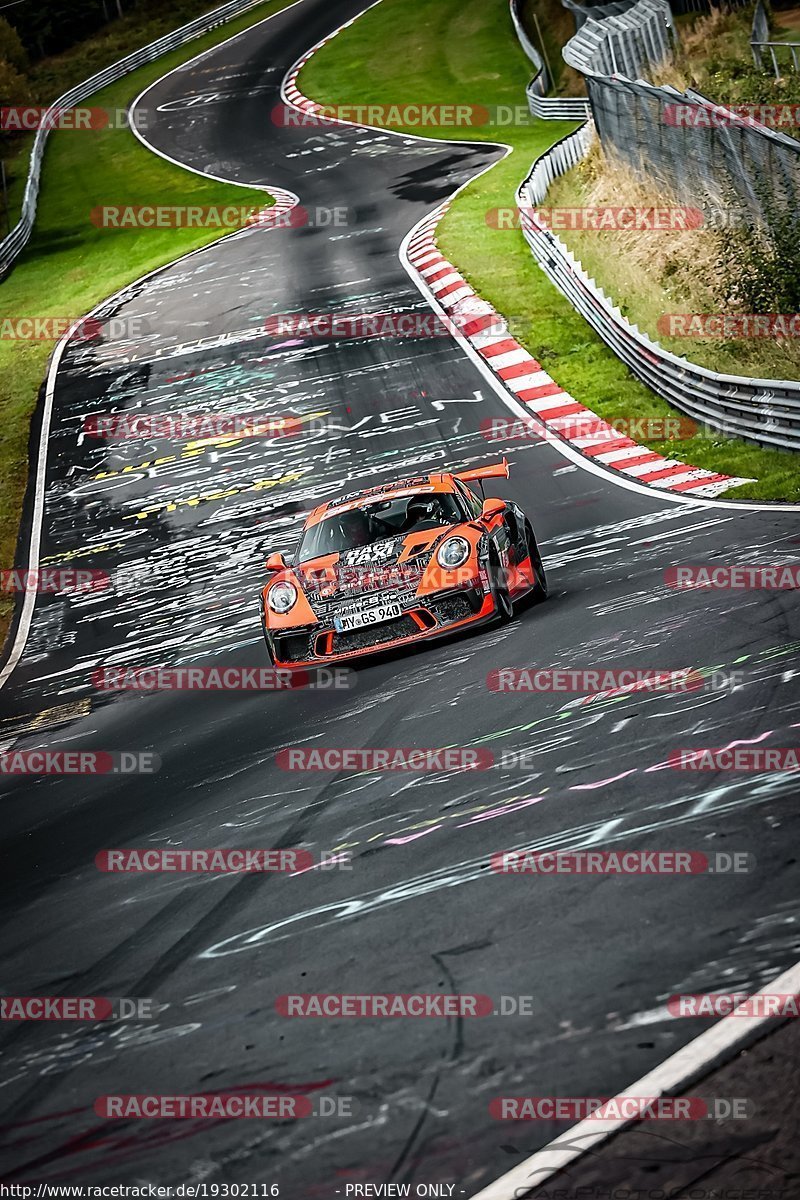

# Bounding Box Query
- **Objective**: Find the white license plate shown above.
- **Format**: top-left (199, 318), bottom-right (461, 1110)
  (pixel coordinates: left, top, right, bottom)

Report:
top-left (334, 603), bottom-right (403, 632)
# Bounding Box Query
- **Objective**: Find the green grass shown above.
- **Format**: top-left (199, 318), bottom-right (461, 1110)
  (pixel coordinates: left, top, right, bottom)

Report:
top-left (299, 0), bottom-right (800, 503)
top-left (0, 0), bottom-right (296, 641)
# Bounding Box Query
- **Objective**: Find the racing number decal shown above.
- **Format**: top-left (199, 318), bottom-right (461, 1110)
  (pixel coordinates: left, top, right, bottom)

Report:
top-left (342, 540), bottom-right (399, 567)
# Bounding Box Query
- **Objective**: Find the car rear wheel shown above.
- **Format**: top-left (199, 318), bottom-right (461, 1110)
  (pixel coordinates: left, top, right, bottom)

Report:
top-left (488, 547), bottom-right (514, 623)
top-left (525, 522), bottom-right (548, 602)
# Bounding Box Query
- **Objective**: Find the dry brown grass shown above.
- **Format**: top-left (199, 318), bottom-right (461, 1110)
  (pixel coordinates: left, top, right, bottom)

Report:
top-left (553, 139), bottom-right (727, 311)
top-left (775, 5), bottom-right (800, 33)
top-left (678, 5), bottom-right (743, 56)
top-left (546, 137), bottom-right (800, 376)
top-left (650, 59), bottom-right (690, 90)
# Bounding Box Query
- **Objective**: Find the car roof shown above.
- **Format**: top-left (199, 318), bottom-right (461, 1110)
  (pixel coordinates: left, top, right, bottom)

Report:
top-left (304, 473), bottom-right (459, 528)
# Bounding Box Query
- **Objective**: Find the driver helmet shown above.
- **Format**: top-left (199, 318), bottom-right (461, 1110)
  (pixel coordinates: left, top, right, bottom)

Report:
top-left (404, 496), bottom-right (440, 528)
top-left (338, 508), bottom-right (372, 547)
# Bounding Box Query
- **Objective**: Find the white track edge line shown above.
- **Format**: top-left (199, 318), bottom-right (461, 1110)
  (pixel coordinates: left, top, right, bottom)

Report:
top-left (470, 957), bottom-right (800, 1199)
top-left (146, 10), bottom-right (800, 1197)
top-left (128, 0), bottom-right (305, 186)
top-left (280, 0), bottom-right (516, 149)
top-left (6, 0), bottom-right (799, 700)
top-left (400, 217), bottom-right (800, 512)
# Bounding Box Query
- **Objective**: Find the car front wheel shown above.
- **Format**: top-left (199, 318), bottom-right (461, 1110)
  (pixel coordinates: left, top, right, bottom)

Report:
top-left (488, 547), bottom-right (514, 623)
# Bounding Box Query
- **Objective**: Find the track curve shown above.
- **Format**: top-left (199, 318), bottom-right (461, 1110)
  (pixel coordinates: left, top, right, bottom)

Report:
top-left (1, 0), bottom-right (799, 1193)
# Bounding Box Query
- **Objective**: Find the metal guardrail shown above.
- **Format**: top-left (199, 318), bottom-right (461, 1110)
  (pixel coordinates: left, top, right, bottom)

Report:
top-left (564, 0), bottom-right (800, 226)
top-left (509, 0), bottom-right (591, 120)
top-left (510, 0), bottom-right (552, 85)
top-left (570, 0), bottom-right (748, 18)
top-left (509, 0), bottom-right (800, 448)
top-left (752, 0), bottom-right (770, 47)
top-left (752, 41), bottom-right (800, 75)
top-left (6, 0), bottom-right (798, 447)
top-left (529, 91), bottom-right (593, 119)
top-left (0, 0), bottom-right (273, 280)
top-left (562, 0), bottom-right (675, 77)
top-left (517, 122), bottom-right (800, 450)
top-left (751, 0), bottom-right (800, 76)
top-left (561, 0), bottom-right (639, 31)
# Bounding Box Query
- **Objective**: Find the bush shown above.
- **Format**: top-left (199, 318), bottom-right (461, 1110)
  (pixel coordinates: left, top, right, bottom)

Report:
top-left (721, 190), bottom-right (800, 311)
top-left (0, 60), bottom-right (34, 159)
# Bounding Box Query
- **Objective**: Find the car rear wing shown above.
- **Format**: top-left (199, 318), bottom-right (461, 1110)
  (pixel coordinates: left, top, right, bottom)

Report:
top-left (454, 458), bottom-right (510, 484)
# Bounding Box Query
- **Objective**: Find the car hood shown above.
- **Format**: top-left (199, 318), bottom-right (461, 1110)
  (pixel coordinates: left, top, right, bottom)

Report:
top-left (298, 526), bottom-right (459, 573)
top-left (295, 526), bottom-right (461, 598)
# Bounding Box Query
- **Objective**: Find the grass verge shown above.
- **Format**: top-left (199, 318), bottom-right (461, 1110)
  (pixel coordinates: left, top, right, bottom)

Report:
top-left (298, 0), bottom-right (800, 503)
top-left (0, 0), bottom-right (295, 644)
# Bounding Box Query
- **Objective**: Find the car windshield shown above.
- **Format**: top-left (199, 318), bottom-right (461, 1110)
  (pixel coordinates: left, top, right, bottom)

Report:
top-left (298, 492), bottom-right (464, 562)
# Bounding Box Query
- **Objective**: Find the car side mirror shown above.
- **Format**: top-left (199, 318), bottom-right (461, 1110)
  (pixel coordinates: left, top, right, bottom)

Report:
top-left (481, 497), bottom-right (506, 520)
top-left (265, 552), bottom-right (288, 572)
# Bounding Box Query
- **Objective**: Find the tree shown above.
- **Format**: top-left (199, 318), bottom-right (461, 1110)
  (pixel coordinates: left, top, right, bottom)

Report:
top-left (0, 59), bottom-right (33, 110)
top-left (7, 0), bottom-right (109, 59)
top-left (0, 17), bottom-right (28, 73)
top-left (0, 58), bottom-right (34, 162)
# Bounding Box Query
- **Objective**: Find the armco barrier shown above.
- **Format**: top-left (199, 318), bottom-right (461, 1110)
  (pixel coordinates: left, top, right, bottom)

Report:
top-left (563, 0), bottom-right (675, 77)
top-left (530, 90), bottom-right (592, 120)
top-left (517, 123), bottom-right (800, 450)
top-left (562, 0), bottom-right (640, 31)
top-left (563, 0), bottom-right (800, 227)
top-left (0, 0), bottom-right (278, 280)
top-left (751, 0), bottom-right (800, 78)
top-left (509, 0), bottom-right (591, 121)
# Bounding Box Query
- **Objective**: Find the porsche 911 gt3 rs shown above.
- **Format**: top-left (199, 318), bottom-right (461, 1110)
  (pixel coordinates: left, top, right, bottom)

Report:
top-left (260, 460), bottom-right (547, 667)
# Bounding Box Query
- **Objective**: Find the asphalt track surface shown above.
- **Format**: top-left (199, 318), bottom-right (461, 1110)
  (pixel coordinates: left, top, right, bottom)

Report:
top-left (1, 0), bottom-right (799, 1192)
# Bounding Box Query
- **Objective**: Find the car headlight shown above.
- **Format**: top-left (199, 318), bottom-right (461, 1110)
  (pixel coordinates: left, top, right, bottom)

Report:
top-left (436, 536), bottom-right (471, 570)
top-left (267, 581), bottom-right (298, 614)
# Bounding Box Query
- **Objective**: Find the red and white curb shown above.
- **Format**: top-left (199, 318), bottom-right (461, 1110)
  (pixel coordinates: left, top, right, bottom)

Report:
top-left (283, 58), bottom-right (329, 118)
top-left (242, 187), bottom-right (301, 230)
top-left (282, 7), bottom-right (381, 121)
top-left (406, 205), bottom-right (750, 499)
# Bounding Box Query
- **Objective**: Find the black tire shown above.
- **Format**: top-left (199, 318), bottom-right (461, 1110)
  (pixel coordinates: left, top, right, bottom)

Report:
top-left (488, 547), bottom-right (514, 624)
top-left (525, 522), bottom-right (548, 603)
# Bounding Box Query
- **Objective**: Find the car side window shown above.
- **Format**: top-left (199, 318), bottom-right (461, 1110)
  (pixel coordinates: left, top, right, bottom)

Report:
top-left (455, 480), bottom-right (482, 519)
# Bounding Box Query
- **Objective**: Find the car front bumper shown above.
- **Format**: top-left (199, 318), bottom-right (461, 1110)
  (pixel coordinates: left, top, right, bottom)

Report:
top-left (265, 585), bottom-right (497, 668)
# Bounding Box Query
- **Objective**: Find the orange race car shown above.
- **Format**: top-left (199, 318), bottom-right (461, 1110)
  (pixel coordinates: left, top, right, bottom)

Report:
top-left (260, 460), bottom-right (547, 668)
